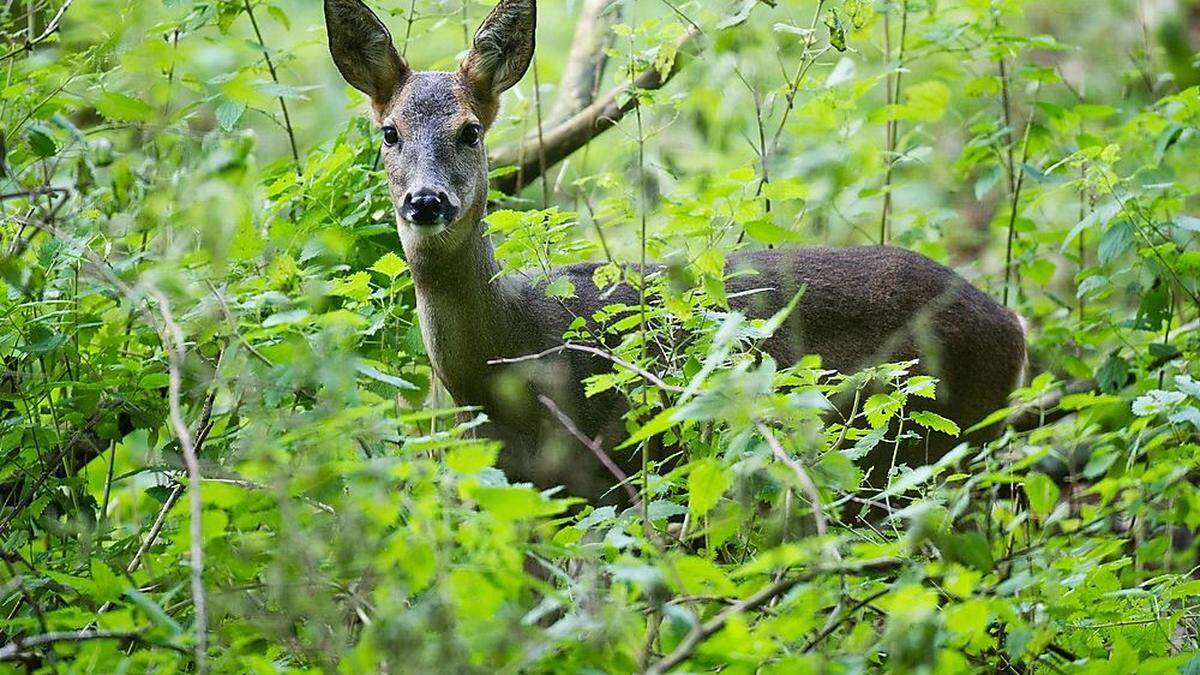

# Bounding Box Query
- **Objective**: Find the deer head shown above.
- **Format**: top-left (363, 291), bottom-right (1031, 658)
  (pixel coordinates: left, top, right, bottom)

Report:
top-left (325, 0), bottom-right (536, 261)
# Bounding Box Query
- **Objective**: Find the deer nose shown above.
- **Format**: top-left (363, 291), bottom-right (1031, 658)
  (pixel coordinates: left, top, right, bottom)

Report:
top-left (402, 189), bottom-right (457, 227)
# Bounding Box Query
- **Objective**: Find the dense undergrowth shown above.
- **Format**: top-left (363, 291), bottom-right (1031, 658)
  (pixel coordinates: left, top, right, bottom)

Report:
top-left (2, 0), bottom-right (1200, 672)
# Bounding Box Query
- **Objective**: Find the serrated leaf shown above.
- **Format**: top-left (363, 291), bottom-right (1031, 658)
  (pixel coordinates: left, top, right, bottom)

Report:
top-left (864, 393), bottom-right (902, 429)
top-left (91, 559), bottom-right (124, 603)
top-left (215, 100), bottom-right (245, 131)
top-left (688, 459), bottom-right (732, 517)
top-left (27, 125), bottom-right (58, 158)
top-left (1024, 472), bottom-right (1060, 519)
top-left (545, 276), bottom-right (576, 299)
top-left (96, 92), bottom-right (155, 122)
top-left (1098, 220), bottom-right (1134, 265)
top-left (357, 363), bottom-right (418, 391)
top-left (331, 271), bottom-right (372, 302)
top-left (910, 410), bottom-right (960, 436)
top-left (370, 251), bottom-right (408, 278)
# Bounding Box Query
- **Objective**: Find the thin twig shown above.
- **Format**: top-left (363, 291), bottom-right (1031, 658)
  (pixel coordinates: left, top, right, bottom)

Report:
top-left (204, 477), bottom-right (334, 514)
top-left (538, 395), bottom-right (640, 506)
top-left (147, 289), bottom-right (208, 675)
top-left (532, 57), bottom-right (549, 206)
top-left (755, 421), bottom-right (826, 535)
top-left (488, 342), bottom-right (684, 394)
top-left (802, 588), bottom-right (888, 652)
top-left (647, 558), bottom-right (902, 674)
top-left (128, 482), bottom-right (184, 573)
top-left (0, 629), bottom-right (187, 662)
top-left (879, 0), bottom-right (909, 244)
top-left (243, 0), bottom-right (301, 174)
top-left (1002, 83), bottom-right (1038, 306)
top-left (0, 0), bottom-right (72, 62)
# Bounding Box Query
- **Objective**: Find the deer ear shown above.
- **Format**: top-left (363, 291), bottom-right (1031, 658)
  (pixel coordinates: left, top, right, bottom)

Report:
top-left (461, 0), bottom-right (536, 99)
top-left (325, 0), bottom-right (408, 104)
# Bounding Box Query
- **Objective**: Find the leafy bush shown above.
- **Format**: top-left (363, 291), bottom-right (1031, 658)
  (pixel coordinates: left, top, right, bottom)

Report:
top-left (2, 0), bottom-right (1200, 672)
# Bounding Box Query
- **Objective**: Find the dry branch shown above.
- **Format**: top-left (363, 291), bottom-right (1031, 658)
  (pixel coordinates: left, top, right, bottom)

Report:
top-left (488, 342), bottom-right (685, 394)
top-left (539, 394), bottom-right (640, 506)
top-left (0, 0), bottom-right (73, 63)
top-left (548, 0), bottom-right (622, 122)
top-left (490, 26), bottom-right (701, 195)
top-left (147, 289), bottom-right (209, 675)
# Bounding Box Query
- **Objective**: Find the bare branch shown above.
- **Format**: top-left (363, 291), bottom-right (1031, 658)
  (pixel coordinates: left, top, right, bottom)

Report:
top-left (488, 342), bottom-right (684, 394)
top-left (0, 0), bottom-right (73, 63)
top-left (490, 26), bottom-right (702, 195)
top-left (549, 0), bottom-right (622, 122)
top-left (147, 289), bottom-right (208, 675)
top-left (0, 629), bottom-right (187, 662)
top-left (538, 394), bottom-right (640, 506)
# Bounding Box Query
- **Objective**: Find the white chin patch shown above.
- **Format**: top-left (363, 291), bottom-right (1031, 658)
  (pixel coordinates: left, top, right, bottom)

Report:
top-left (405, 222), bottom-right (446, 239)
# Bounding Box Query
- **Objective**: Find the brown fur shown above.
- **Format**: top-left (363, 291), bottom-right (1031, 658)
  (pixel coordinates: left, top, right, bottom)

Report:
top-left (324, 0), bottom-right (1028, 503)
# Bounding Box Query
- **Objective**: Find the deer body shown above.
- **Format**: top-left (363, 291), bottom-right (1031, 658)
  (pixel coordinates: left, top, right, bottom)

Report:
top-left (325, 0), bottom-right (1027, 502)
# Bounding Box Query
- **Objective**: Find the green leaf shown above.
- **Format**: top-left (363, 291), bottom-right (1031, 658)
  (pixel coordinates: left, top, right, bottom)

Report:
top-left (215, 100), bottom-right (246, 132)
top-left (688, 459), bottom-right (732, 517)
top-left (357, 363), bottom-right (418, 391)
top-left (266, 4), bottom-right (291, 30)
top-left (26, 126), bottom-right (56, 157)
top-left (545, 276), bottom-right (576, 299)
top-left (446, 444), bottom-right (498, 473)
top-left (331, 271), bottom-right (372, 302)
top-left (1024, 472), bottom-right (1060, 519)
top-left (864, 393), bottom-right (902, 428)
top-left (762, 178), bottom-right (808, 201)
top-left (618, 407), bottom-right (679, 449)
top-left (470, 486), bottom-right (567, 520)
top-left (1098, 220), bottom-right (1134, 265)
top-left (370, 251), bottom-right (408, 278)
top-left (878, 466), bottom-right (934, 500)
top-left (910, 411), bottom-right (960, 436)
top-left (904, 81), bottom-right (951, 121)
top-left (91, 559), bottom-right (124, 603)
top-left (95, 91), bottom-right (156, 122)
top-left (126, 589), bottom-right (183, 638)
top-left (744, 219), bottom-right (804, 245)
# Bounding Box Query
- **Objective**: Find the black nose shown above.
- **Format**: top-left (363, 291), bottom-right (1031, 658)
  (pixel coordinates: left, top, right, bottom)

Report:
top-left (402, 189), bottom-right (457, 226)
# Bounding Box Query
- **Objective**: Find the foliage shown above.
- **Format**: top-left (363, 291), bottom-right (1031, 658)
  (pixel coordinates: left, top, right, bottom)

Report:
top-left (2, 0), bottom-right (1200, 672)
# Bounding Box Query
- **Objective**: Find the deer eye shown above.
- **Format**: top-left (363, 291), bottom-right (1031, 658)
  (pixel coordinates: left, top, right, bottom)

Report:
top-left (458, 123), bottom-right (482, 147)
top-left (382, 125), bottom-right (400, 147)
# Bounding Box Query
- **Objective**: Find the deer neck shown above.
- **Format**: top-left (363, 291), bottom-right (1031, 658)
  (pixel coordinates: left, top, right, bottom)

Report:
top-left (399, 210), bottom-right (514, 403)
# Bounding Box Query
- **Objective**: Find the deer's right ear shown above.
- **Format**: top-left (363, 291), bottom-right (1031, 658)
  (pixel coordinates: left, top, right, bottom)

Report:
top-left (324, 0), bottom-right (408, 105)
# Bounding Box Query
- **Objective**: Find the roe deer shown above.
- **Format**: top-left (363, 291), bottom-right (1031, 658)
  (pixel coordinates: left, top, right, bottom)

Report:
top-left (324, 0), bottom-right (1027, 503)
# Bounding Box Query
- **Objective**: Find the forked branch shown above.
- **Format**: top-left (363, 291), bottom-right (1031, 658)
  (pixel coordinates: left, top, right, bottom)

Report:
top-left (548, 0), bottom-right (622, 122)
top-left (490, 26), bottom-right (702, 195)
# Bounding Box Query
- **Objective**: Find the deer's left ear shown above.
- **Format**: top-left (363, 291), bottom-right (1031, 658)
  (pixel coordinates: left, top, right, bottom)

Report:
top-left (461, 0), bottom-right (536, 101)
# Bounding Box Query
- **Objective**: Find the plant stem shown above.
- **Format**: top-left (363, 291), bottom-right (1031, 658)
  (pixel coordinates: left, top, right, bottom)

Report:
top-left (243, 0), bottom-right (301, 175)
